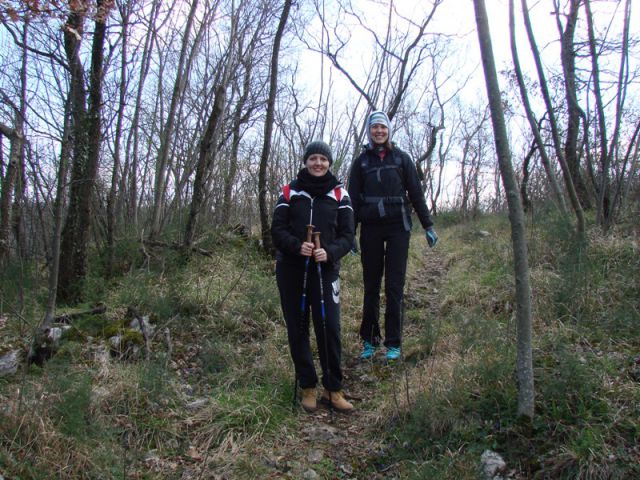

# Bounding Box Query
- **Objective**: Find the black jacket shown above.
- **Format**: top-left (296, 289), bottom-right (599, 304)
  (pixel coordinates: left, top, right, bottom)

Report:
top-left (271, 179), bottom-right (355, 270)
top-left (347, 145), bottom-right (433, 230)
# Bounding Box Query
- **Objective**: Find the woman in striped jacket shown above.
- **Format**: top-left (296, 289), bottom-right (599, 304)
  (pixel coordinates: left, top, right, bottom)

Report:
top-left (271, 140), bottom-right (355, 413)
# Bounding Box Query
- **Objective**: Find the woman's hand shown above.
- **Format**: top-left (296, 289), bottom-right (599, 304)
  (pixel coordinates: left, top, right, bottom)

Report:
top-left (300, 241), bottom-right (315, 257)
top-left (313, 248), bottom-right (327, 263)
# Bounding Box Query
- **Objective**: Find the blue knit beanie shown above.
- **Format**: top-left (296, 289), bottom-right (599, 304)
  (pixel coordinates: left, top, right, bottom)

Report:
top-left (367, 110), bottom-right (392, 147)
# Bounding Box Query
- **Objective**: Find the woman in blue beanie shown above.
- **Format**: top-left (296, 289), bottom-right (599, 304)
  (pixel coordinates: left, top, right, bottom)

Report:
top-left (348, 111), bottom-right (438, 361)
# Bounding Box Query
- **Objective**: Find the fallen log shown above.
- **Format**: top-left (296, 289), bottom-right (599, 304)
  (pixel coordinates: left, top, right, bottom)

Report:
top-left (55, 303), bottom-right (107, 324)
top-left (142, 239), bottom-right (213, 258)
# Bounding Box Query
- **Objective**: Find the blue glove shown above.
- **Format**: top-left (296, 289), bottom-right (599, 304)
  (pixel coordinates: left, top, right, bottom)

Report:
top-left (425, 228), bottom-right (438, 248)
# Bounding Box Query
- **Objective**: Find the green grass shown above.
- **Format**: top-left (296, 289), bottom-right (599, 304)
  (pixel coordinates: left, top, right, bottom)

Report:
top-left (0, 216), bottom-right (638, 479)
top-left (379, 215), bottom-right (639, 479)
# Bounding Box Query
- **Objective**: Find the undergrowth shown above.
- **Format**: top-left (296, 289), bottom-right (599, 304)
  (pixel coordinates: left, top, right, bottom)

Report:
top-left (381, 214), bottom-right (639, 479)
top-left (0, 231), bottom-right (290, 478)
top-left (0, 215), bottom-right (638, 479)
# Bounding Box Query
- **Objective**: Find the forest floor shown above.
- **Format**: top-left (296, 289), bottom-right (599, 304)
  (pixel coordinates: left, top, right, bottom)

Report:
top-left (2, 216), bottom-right (639, 479)
top-left (229, 250), bottom-right (449, 480)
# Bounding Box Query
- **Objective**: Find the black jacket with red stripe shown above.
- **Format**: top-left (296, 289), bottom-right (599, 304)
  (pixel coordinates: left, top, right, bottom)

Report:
top-left (271, 180), bottom-right (355, 270)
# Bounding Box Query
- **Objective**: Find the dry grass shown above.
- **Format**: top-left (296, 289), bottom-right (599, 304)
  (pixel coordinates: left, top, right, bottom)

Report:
top-left (1, 217), bottom-right (639, 479)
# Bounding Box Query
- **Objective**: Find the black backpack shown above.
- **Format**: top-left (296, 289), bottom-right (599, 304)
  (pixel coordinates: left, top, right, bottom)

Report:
top-left (358, 149), bottom-right (411, 230)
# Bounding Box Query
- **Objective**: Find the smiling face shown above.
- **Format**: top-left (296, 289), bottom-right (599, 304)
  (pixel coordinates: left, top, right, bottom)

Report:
top-left (305, 153), bottom-right (331, 177)
top-left (370, 123), bottom-right (389, 146)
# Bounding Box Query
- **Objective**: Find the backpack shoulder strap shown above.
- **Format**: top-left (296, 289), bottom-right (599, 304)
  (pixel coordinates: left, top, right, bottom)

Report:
top-left (282, 184), bottom-right (291, 202)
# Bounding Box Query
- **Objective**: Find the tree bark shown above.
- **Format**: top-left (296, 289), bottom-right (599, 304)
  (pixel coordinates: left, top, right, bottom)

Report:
top-left (0, 20), bottom-right (28, 266)
top-left (122, 0), bottom-right (162, 227)
top-left (0, 126), bottom-right (23, 265)
top-left (521, 0), bottom-right (585, 236)
top-left (584, 0), bottom-right (632, 230)
top-left (149, 0), bottom-right (200, 238)
top-left (258, 0), bottom-right (292, 256)
top-left (184, 85), bottom-right (227, 246)
top-left (474, 0), bottom-right (535, 420)
top-left (42, 99), bottom-right (73, 329)
top-left (58, 0), bottom-right (111, 304)
top-left (556, 0), bottom-right (591, 210)
top-left (106, 1), bottom-right (131, 276)
top-left (509, 0), bottom-right (567, 215)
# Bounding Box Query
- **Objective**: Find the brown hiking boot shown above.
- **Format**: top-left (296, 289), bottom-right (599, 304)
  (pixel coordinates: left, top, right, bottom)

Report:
top-left (301, 388), bottom-right (317, 413)
top-left (321, 389), bottom-right (354, 413)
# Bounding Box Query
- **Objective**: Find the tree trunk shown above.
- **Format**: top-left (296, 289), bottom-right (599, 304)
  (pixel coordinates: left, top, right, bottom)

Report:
top-left (258, 0), bottom-right (292, 256)
top-left (221, 56), bottom-right (254, 227)
top-left (106, 1), bottom-right (131, 276)
top-left (11, 22), bottom-right (28, 261)
top-left (58, 0), bottom-right (111, 304)
top-left (521, 0), bottom-right (585, 236)
top-left (0, 126), bottom-right (22, 266)
top-left (584, 0), bottom-right (631, 230)
top-left (184, 85), bottom-right (227, 246)
top-left (557, 0), bottom-right (591, 211)
top-left (123, 0), bottom-right (162, 227)
top-left (509, 0), bottom-right (567, 215)
top-left (149, 0), bottom-right (200, 238)
top-left (42, 99), bottom-right (73, 329)
top-left (520, 140), bottom-right (536, 213)
top-left (474, 0), bottom-right (535, 420)
top-left (56, 5), bottom-right (88, 304)
top-left (0, 20), bottom-right (28, 266)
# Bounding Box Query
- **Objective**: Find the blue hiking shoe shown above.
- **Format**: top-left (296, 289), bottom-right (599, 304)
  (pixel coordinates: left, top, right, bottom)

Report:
top-left (386, 347), bottom-right (401, 361)
top-left (360, 341), bottom-right (377, 360)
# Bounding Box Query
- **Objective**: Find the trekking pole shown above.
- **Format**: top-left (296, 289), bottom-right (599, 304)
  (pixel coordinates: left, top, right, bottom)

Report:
top-left (293, 224), bottom-right (314, 408)
top-left (300, 225), bottom-right (315, 314)
top-left (313, 232), bottom-right (334, 416)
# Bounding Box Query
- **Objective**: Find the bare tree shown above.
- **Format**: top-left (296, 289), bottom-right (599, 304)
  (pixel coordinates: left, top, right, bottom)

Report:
top-left (509, 0), bottom-right (567, 215)
top-left (258, 0), bottom-right (292, 255)
top-left (149, 0), bottom-right (200, 238)
top-left (0, 18), bottom-right (28, 266)
top-left (521, 0), bottom-right (585, 235)
top-left (583, 0), bottom-right (632, 230)
top-left (0, 121), bottom-right (24, 266)
top-left (474, 0), bottom-right (535, 420)
top-left (121, 0), bottom-right (164, 227)
top-left (322, 1), bottom-right (442, 118)
top-left (105, 0), bottom-right (132, 276)
top-left (56, 0), bottom-right (112, 304)
top-left (184, 83), bottom-right (226, 246)
top-left (41, 99), bottom-right (73, 330)
top-left (458, 106), bottom-right (489, 218)
top-left (554, 0), bottom-right (591, 211)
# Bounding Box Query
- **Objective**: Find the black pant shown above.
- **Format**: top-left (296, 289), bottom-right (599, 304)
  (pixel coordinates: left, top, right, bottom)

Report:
top-left (359, 223), bottom-right (410, 348)
top-left (276, 260), bottom-right (343, 391)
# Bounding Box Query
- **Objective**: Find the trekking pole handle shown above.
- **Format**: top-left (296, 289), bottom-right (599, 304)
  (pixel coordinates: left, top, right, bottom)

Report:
top-left (306, 224), bottom-right (314, 243)
top-left (312, 232), bottom-right (325, 260)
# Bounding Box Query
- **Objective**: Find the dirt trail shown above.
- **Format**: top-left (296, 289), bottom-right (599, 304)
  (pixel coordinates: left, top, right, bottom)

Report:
top-left (259, 248), bottom-right (448, 479)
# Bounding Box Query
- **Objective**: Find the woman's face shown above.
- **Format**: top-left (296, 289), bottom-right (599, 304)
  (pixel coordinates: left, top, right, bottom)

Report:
top-left (305, 154), bottom-right (331, 177)
top-left (370, 123), bottom-right (389, 145)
